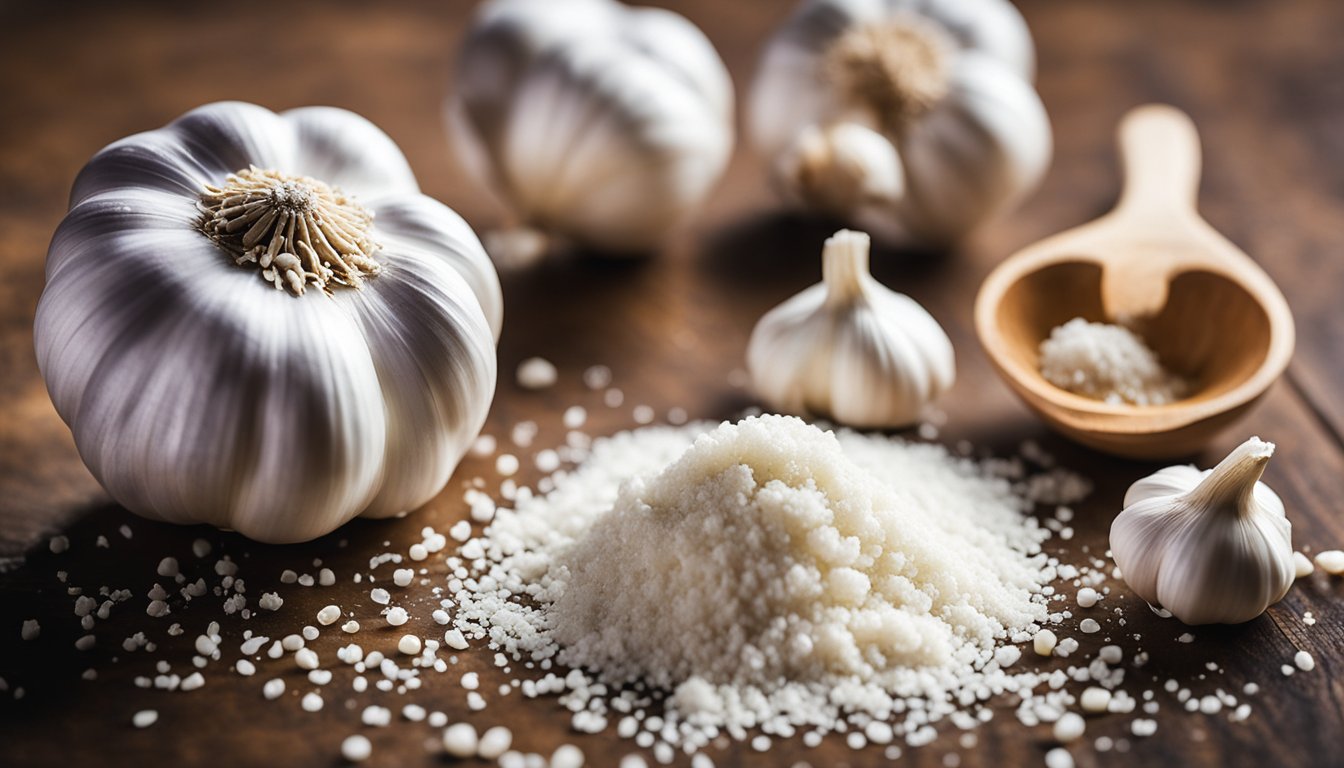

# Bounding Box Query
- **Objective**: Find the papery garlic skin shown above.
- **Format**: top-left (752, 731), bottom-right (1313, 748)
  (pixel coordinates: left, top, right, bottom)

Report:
top-left (448, 0), bottom-right (734, 256)
top-left (35, 102), bottom-right (501, 544)
top-left (1110, 438), bottom-right (1294, 625)
top-left (749, 0), bottom-right (1051, 245)
top-left (747, 230), bottom-right (954, 428)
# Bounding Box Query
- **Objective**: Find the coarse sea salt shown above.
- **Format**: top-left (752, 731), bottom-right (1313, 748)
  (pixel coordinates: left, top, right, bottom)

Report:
top-left (1039, 318), bottom-right (1187, 406)
top-left (451, 415), bottom-right (1079, 751)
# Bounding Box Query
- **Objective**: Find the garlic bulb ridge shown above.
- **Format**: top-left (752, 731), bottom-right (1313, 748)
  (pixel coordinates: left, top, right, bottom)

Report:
top-left (1109, 437), bottom-right (1294, 625)
top-left (448, 0), bottom-right (734, 261)
top-left (749, 0), bottom-right (1051, 245)
top-left (35, 101), bottom-right (502, 544)
top-left (747, 229), bottom-right (955, 429)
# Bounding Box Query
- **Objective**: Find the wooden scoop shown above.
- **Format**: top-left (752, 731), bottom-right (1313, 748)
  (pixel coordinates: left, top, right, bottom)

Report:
top-left (975, 104), bottom-right (1294, 459)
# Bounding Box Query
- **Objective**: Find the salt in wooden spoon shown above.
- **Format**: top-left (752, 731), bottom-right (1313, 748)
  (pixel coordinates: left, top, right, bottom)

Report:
top-left (975, 104), bottom-right (1294, 459)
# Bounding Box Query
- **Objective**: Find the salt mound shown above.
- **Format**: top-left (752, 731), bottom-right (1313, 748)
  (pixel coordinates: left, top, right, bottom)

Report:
top-left (455, 415), bottom-right (1064, 740)
top-left (551, 415), bottom-right (1047, 688)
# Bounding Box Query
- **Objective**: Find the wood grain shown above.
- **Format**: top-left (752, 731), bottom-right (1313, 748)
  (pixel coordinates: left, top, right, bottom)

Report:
top-left (1, 1), bottom-right (1342, 766)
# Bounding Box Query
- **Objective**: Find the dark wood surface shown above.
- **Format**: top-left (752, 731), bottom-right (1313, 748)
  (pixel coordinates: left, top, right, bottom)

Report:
top-left (2, 0), bottom-right (1342, 766)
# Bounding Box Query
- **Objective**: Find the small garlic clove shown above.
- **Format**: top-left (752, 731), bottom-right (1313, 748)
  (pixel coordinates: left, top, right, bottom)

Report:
top-left (746, 230), bottom-right (954, 429)
top-left (1110, 437), bottom-right (1294, 625)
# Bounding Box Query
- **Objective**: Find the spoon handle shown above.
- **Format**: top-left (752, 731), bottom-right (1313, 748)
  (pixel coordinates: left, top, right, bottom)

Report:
top-left (1115, 104), bottom-right (1203, 218)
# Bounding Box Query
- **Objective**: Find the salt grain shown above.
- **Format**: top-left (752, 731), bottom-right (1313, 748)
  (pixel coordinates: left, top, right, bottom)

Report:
top-left (1075, 587), bottom-right (1099, 608)
top-left (1294, 650), bottom-right (1315, 672)
top-left (442, 723), bottom-right (478, 758)
top-left (398, 635), bottom-right (422, 655)
top-left (517, 357), bottom-right (558, 389)
top-left (1053, 712), bottom-right (1085, 742)
top-left (341, 734), bottom-right (372, 762)
top-left (1044, 748), bottom-right (1074, 768)
top-left (393, 568), bottom-right (414, 587)
top-left (479, 726), bottom-right (514, 759)
top-left (317, 605), bottom-right (341, 626)
top-left (262, 678), bottom-right (285, 700)
top-left (132, 709), bottom-right (158, 728)
top-left (1034, 629), bottom-right (1058, 657)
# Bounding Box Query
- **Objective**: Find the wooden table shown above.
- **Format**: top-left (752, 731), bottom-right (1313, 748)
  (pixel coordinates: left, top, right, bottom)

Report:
top-left (2, 1), bottom-right (1341, 765)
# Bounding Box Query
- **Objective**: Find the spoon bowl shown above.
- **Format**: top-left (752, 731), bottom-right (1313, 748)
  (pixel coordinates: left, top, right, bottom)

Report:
top-left (975, 105), bottom-right (1294, 459)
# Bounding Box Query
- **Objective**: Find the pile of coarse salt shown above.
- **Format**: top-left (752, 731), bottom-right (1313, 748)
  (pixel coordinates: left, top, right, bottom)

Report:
top-left (451, 415), bottom-right (1087, 752)
top-left (1038, 318), bottom-right (1188, 406)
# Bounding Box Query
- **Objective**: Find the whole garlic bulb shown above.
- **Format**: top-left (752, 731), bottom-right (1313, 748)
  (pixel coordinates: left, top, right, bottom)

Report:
top-left (35, 101), bottom-right (501, 544)
top-left (746, 230), bottom-right (954, 428)
top-left (1110, 437), bottom-right (1294, 625)
top-left (748, 0), bottom-right (1051, 245)
top-left (448, 0), bottom-right (735, 260)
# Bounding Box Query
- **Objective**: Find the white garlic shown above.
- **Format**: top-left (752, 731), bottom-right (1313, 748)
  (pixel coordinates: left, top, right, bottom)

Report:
top-left (746, 230), bottom-right (954, 428)
top-left (748, 0), bottom-right (1051, 245)
top-left (34, 102), bottom-right (501, 544)
top-left (1109, 437), bottom-right (1294, 625)
top-left (448, 0), bottom-right (734, 261)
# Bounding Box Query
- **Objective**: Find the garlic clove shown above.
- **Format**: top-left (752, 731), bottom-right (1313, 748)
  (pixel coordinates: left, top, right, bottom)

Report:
top-left (777, 123), bottom-right (904, 217)
top-left (1109, 437), bottom-right (1294, 625)
top-left (747, 230), bottom-right (954, 429)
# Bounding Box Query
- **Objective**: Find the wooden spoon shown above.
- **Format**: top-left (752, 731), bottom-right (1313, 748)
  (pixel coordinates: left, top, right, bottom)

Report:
top-left (975, 104), bottom-right (1294, 459)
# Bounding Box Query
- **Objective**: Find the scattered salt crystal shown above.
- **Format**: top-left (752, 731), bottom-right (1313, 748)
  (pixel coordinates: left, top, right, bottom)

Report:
top-left (1075, 588), bottom-right (1099, 608)
top-left (1081, 687), bottom-right (1112, 713)
top-left (132, 710), bottom-right (158, 728)
top-left (517, 357), bottom-right (558, 389)
top-left (386, 607), bottom-right (409, 626)
top-left (633, 405), bottom-right (655, 424)
top-left (317, 605), bottom-right (341, 626)
top-left (563, 406), bottom-right (587, 429)
top-left (341, 620), bottom-right (360, 634)
top-left (442, 723), bottom-right (478, 758)
top-left (582, 365), bottom-right (612, 390)
top-left (393, 569), bottom-right (414, 587)
top-left (319, 568), bottom-right (336, 586)
top-left (1314, 550), bottom-right (1344, 575)
top-left (1080, 618), bottom-right (1100, 634)
top-left (341, 734), bottom-right (372, 762)
top-left (236, 659), bottom-right (256, 676)
top-left (192, 539), bottom-right (211, 558)
top-left (479, 726), bottom-right (514, 759)
top-left (1177, 633), bottom-right (1194, 643)
top-left (994, 646), bottom-right (1022, 668)
top-left (1130, 719), bottom-right (1157, 737)
top-left (156, 557), bottom-right (178, 577)
top-left (1294, 650), bottom-right (1315, 671)
top-left (449, 521), bottom-right (472, 542)
top-left (262, 678), bottom-right (285, 700)
top-left (21, 619), bottom-right (40, 641)
top-left (362, 705), bottom-right (392, 727)
top-left (1045, 748), bottom-right (1074, 768)
top-left (552, 744), bottom-right (585, 768)
top-left (496, 454), bottom-right (520, 477)
top-left (301, 692), bottom-right (324, 712)
top-left (1034, 629), bottom-right (1058, 656)
top-left (1053, 712), bottom-right (1085, 742)
top-left (295, 648), bottom-right (320, 670)
top-left (398, 635), bottom-right (422, 655)
top-left (471, 435), bottom-right (498, 457)
top-left (258, 592), bottom-right (283, 611)
top-left (409, 544), bottom-right (428, 562)
top-left (180, 672), bottom-right (205, 692)
top-left (604, 388), bottom-right (624, 408)
top-left (370, 588), bottom-right (391, 605)
top-left (281, 634), bottom-right (304, 652)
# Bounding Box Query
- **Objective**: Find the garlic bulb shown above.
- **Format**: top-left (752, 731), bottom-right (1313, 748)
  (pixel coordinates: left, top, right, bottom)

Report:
top-left (448, 0), bottom-right (734, 260)
top-left (746, 230), bottom-right (954, 428)
top-left (1110, 437), bottom-right (1294, 625)
top-left (748, 0), bottom-right (1051, 245)
top-left (34, 101), bottom-right (502, 544)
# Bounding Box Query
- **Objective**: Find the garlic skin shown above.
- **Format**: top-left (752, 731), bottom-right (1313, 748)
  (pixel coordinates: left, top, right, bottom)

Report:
top-left (1110, 437), bottom-right (1294, 625)
top-left (747, 230), bottom-right (954, 428)
top-left (448, 0), bottom-right (734, 258)
top-left (749, 0), bottom-right (1051, 245)
top-left (35, 102), bottom-right (501, 544)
